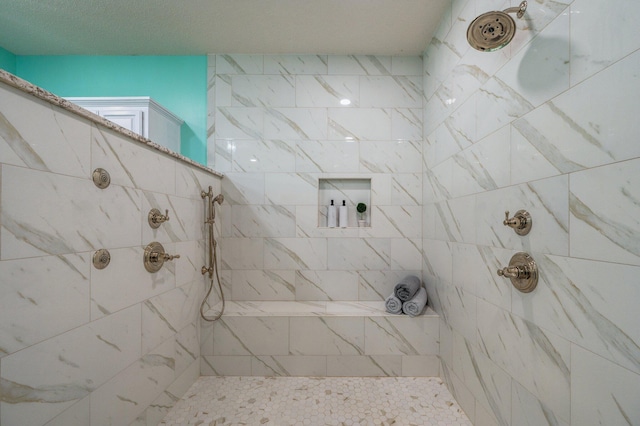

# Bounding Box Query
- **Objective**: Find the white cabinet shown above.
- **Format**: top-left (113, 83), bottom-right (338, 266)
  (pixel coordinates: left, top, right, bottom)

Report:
top-left (65, 97), bottom-right (183, 153)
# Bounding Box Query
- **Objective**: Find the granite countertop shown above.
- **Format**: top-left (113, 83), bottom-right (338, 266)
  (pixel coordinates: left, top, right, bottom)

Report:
top-left (0, 69), bottom-right (223, 178)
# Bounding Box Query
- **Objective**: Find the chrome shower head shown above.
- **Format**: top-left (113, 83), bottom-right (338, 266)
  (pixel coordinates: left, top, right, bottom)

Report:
top-left (213, 194), bottom-right (224, 205)
top-left (467, 1), bottom-right (527, 52)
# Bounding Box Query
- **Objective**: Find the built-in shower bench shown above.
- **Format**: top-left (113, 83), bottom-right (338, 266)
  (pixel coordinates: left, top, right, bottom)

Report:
top-left (201, 301), bottom-right (440, 378)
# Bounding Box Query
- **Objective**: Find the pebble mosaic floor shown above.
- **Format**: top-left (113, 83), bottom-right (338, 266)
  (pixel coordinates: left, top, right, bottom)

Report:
top-left (160, 376), bottom-right (472, 426)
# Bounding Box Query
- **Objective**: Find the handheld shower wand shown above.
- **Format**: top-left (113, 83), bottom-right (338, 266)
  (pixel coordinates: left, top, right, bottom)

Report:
top-left (201, 188), bottom-right (224, 223)
top-left (200, 186), bottom-right (225, 321)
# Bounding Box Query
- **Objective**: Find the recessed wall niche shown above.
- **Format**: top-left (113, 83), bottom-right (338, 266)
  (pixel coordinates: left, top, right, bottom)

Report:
top-left (318, 178), bottom-right (371, 228)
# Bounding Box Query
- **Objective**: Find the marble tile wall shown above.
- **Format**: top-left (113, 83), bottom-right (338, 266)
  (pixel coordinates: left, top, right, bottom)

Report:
top-left (423, 0), bottom-right (640, 425)
top-left (0, 81), bottom-right (222, 425)
top-left (207, 54), bottom-right (424, 307)
top-left (200, 303), bottom-right (440, 377)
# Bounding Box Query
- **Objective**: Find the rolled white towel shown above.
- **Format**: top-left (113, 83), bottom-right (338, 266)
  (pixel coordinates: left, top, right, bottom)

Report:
top-left (394, 275), bottom-right (421, 302)
top-left (385, 292), bottom-right (403, 314)
top-left (402, 286), bottom-right (428, 317)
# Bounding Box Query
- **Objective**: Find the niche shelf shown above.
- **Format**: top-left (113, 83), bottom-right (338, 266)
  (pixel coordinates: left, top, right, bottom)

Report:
top-left (318, 178), bottom-right (371, 228)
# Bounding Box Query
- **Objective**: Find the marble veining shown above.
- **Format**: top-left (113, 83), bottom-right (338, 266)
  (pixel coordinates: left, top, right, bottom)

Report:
top-left (0, 110), bottom-right (48, 170)
top-left (1, 72), bottom-right (221, 426)
top-left (0, 70), bottom-right (221, 177)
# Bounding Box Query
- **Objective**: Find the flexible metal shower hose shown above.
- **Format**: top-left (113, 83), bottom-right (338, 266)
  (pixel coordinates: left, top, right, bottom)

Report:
top-left (200, 201), bottom-right (225, 322)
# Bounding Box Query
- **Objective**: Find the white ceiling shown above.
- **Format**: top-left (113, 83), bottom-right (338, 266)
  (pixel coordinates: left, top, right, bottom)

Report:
top-left (0, 0), bottom-right (451, 56)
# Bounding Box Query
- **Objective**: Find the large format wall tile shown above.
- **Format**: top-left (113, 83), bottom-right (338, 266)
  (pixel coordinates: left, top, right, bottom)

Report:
top-left (359, 76), bottom-right (423, 108)
top-left (89, 337), bottom-right (176, 426)
top-left (220, 237), bottom-right (264, 270)
top-left (264, 237), bottom-right (328, 270)
top-left (92, 126), bottom-right (176, 194)
top-left (176, 162), bottom-right (221, 199)
top-left (1, 165), bottom-right (142, 260)
top-left (142, 192), bottom-right (204, 244)
top-left (570, 158), bottom-right (640, 265)
top-left (216, 107), bottom-right (264, 139)
top-left (0, 253), bottom-right (90, 357)
top-left (495, 11), bottom-right (570, 108)
top-left (452, 244), bottom-right (512, 310)
top-left (264, 55), bottom-right (328, 75)
top-left (230, 204), bottom-right (296, 238)
top-left (43, 397), bottom-right (90, 426)
top-left (359, 140), bottom-right (422, 174)
top-left (216, 54), bottom-right (264, 74)
top-left (1, 78), bottom-right (220, 426)
top-left (175, 240), bottom-right (206, 287)
top-left (91, 245), bottom-right (176, 320)
top-left (142, 361), bottom-right (200, 425)
top-left (570, 0), bottom-right (640, 85)
top-left (476, 175), bottom-right (569, 256)
top-left (290, 317), bottom-right (364, 355)
top-left (451, 125), bottom-right (510, 198)
top-left (451, 332), bottom-right (511, 426)
top-left (511, 379), bottom-right (569, 426)
top-left (571, 345), bottom-right (640, 426)
top-left (364, 317), bottom-right (439, 356)
top-left (392, 108), bottom-right (423, 140)
top-left (327, 55), bottom-right (392, 76)
top-left (328, 108), bottom-right (391, 140)
top-left (0, 85), bottom-right (91, 178)
top-left (359, 206), bottom-right (422, 239)
top-left (231, 269), bottom-right (296, 301)
top-left (231, 75), bottom-right (295, 107)
top-left (264, 172), bottom-right (318, 205)
top-left (295, 270), bottom-right (358, 301)
top-left (512, 49), bottom-right (640, 175)
top-left (296, 76), bottom-right (360, 108)
top-left (142, 281), bottom-right (201, 354)
top-left (422, 2), bottom-right (640, 424)
top-left (232, 139), bottom-right (296, 172)
top-left (475, 77), bottom-right (534, 142)
top-left (264, 108), bottom-right (327, 140)
top-left (328, 238), bottom-right (390, 270)
top-left (477, 299), bottom-right (570, 423)
top-left (221, 172), bottom-right (265, 205)
top-left (436, 282), bottom-right (476, 344)
top-left (326, 355), bottom-right (402, 376)
top-left (514, 254), bottom-right (640, 375)
top-left (212, 317), bottom-right (289, 356)
top-left (0, 305), bottom-right (141, 425)
top-left (208, 51), bottom-right (426, 339)
top-left (296, 140), bottom-right (360, 173)
top-left (252, 355), bottom-right (327, 376)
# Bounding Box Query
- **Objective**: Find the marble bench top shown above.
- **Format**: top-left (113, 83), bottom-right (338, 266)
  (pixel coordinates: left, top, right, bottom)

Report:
top-left (205, 301), bottom-right (437, 317)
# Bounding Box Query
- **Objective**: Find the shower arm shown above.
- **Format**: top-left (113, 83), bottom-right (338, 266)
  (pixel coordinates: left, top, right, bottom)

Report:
top-left (503, 1), bottom-right (527, 19)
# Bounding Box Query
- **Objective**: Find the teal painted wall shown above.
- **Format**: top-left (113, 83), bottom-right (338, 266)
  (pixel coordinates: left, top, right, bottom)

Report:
top-left (16, 56), bottom-right (207, 164)
top-left (0, 46), bottom-right (17, 74)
